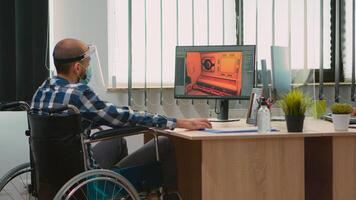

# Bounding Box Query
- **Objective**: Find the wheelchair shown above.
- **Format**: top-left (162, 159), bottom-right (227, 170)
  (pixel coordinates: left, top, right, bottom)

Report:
top-left (0, 101), bottom-right (181, 200)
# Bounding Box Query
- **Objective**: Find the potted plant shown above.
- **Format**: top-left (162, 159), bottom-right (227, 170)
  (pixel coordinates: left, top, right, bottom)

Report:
top-left (278, 89), bottom-right (311, 132)
top-left (330, 103), bottom-right (353, 131)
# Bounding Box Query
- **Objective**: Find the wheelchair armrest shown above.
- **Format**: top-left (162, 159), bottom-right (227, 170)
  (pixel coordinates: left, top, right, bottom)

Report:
top-left (90, 126), bottom-right (150, 140)
top-left (0, 101), bottom-right (30, 111)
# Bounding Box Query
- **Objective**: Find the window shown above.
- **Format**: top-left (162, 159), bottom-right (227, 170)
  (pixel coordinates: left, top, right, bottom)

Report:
top-left (341, 0), bottom-right (355, 81)
top-left (108, 0), bottom-right (237, 88)
top-left (243, 0), bottom-right (332, 71)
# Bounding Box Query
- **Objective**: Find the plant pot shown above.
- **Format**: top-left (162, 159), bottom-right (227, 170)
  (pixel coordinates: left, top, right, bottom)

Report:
top-left (285, 115), bottom-right (305, 132)
top-left (332, 114), bottom-right (351, 131)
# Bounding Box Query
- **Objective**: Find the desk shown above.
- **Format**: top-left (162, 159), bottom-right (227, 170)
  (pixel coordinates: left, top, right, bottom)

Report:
top-left (158, 119), bottom-right (356, 200)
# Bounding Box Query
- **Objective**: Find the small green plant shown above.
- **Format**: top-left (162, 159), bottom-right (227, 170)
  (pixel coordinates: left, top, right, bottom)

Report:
top-left (311, 100), bottom-right (327, 119)
top-left (278, 89), bottom-right (312, 116)
top-left (330, 103), bottom-right (353, 114)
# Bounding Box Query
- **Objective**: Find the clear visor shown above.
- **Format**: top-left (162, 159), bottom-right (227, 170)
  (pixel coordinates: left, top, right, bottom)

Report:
top-left (82, 44), bottom-right (96, 60)
top-left (81, 44), bottom-right (106, 88)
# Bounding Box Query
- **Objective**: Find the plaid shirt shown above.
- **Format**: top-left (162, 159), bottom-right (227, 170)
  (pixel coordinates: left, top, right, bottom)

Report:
top-left (31, 76), bottom-right (176, 129)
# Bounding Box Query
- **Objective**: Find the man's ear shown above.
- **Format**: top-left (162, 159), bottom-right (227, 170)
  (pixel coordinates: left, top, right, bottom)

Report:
top-left (72, 62), bottom-right (82, 75)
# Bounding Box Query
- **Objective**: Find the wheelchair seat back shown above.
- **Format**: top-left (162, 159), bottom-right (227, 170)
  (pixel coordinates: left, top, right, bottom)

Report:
top-left (28, 112), bottom-right (85, 199)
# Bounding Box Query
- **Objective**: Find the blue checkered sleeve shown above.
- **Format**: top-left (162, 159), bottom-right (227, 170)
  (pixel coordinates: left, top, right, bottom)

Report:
top-left (31, 77), bottom-right (176, 129)
top-left (78, 87), bottom-right (176, 129)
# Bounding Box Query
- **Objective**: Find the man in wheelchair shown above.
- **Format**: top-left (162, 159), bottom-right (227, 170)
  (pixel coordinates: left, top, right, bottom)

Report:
top-left (30, 38), bottom-right (212, 199)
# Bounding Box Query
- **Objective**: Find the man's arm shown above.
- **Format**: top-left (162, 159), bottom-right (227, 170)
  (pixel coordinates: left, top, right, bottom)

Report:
top-left (78, 87), bottom-right (212, 130)
top-left (77, 88), bottom-right (175, 129)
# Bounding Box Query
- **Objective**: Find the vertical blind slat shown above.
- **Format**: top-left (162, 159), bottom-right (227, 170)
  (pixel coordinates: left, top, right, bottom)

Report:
top-left (223, 0), bottom-right (225, 45)
top-left (191, 0), bottom-right (195, 105)
top-left (176, 0), bottom-right (179, 45)
top-left (144, 0), bottom-right (148, 106)
top-left (334, 0), bottom-right (340, 102)
top-left (241, 0), bottom-right (243, 44)
top-left (288, 0), bottom-right (292, 77)
top-left (319, 0), bottom-right (324, 100)
top-left (304, 0), bottom-right (308, 70)
top-left (192, 0), bottom-right (195, 45)
top-left (238, 0), bottom-right (243, 45)
top-left (255, 0), bottom-right (259, 67)
top-left (207, 0), bottom-right (211, 105)
top-left (272, 0), bottom-right (275, 45)
top-left (160, 0), bottom-right (163, 105)
top-left (352, 0), bottom-right (355, 101)
top-left (176, 0), bottom-right (179, 105)
top-left (207, 0), bottom-right (210, 45)
top-left (128, 0), bottom-right (133, 106)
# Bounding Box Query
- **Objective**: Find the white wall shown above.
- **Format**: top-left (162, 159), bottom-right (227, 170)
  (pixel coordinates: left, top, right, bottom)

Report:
top-left (51, 0), bottom-right (211, 152)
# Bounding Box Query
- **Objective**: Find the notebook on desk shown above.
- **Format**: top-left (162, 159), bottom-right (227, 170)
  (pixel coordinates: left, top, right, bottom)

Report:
top-left (321, 113), bottom-right (356, 124)
top-left (203, 127), bottom-right (279, 133)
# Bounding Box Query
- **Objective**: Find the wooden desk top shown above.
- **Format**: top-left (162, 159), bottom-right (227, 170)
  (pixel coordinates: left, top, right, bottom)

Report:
top-left (160, 118), bottom-right (356, 140)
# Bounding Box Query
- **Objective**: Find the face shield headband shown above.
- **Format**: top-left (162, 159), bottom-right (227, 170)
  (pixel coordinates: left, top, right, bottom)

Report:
top-left (53, 45), bottom-right (96, 65)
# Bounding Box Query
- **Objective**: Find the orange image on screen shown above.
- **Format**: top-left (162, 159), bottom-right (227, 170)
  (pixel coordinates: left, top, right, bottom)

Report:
top-left (185, 52), bottom-right (243, 96)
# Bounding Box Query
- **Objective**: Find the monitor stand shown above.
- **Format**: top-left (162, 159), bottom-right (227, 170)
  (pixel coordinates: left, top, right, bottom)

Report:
top-left (209, 100), bottom-right (240, 122)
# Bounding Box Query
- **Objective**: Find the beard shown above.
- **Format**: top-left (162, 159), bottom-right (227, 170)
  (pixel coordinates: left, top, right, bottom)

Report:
top-left (77, 70), bottom-right (87, 83)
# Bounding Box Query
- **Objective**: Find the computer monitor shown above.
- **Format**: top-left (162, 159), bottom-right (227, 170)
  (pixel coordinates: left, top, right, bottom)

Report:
top-left (174, 45), bottom-right (256, 121)
top-left (271, 46), bottom-right (291, 100)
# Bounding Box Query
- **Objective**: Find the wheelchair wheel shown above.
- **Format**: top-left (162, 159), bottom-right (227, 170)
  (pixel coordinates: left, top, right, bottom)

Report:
top-left (54, 169), bottom-right (140, 200)
top-left (0, 162), bottom-right (37, 199)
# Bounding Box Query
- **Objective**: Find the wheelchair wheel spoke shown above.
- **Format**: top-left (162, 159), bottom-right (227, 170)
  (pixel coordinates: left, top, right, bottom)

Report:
top-left (110, 184), bottom-right (116, 200)
top-left (0, 164), bottom-right (35, 200)
top-left (4, 189), bottom-right (17, 200)
top-left (26, 173), bottom-right (28, 200)
top-left (79, 187), bottom-right (88, 200)
top-left (70, 192), bottom-right (78, 200)
top-left (10, 181), bottom-right (26, 200)
top-left (18, 174), bottom-right (26, 190)
top-left (67, 184), bottom-right (89, 200)
top-left (95, 181), bottom-right (98, 200)
top-left (103, 180), bottom-right (107, 199)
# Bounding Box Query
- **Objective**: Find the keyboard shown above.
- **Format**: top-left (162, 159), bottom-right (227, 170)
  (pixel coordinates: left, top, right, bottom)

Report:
top-left (271, 116), bottom-right (285, 121)
top-left (321, 113), bottom-right (356, 124)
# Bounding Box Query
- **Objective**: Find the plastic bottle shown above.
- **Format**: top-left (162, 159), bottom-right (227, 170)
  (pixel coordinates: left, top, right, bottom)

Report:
top-left (257, 97), bottom-right (271, 133)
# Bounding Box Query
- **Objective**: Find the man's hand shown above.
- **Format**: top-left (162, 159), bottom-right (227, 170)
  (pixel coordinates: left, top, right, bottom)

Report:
top-left (352, 108), bottom-right (356, 116)
top-left (176, 118), bottom-right (212, 130)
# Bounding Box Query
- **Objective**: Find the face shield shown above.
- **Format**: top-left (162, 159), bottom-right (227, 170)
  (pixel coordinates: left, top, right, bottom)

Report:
top-left (53, 44), bottom-right (106, 87)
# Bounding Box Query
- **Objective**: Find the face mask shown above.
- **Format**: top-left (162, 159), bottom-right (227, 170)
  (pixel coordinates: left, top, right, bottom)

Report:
top-left (79, 64), bottom-right (93, 85)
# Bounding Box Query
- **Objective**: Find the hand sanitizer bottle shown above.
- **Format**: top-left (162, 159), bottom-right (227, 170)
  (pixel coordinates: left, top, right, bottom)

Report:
top-left (257, 97), bottom-right (271, 133)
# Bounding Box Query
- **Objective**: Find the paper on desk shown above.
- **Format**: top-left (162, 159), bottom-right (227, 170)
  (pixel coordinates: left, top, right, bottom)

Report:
top-left (203, 127), bottom-right (279, 133)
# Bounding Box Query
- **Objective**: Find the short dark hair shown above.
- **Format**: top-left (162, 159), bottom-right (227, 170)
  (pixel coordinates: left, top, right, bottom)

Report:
top-left (54, 62), bottom-right (73, 74)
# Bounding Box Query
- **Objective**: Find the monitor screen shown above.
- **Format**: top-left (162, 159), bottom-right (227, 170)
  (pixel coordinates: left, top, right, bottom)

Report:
top-left (174, 45), bottom-right (256, 100)
top-left (271, 46), bottom-right (291, 100)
